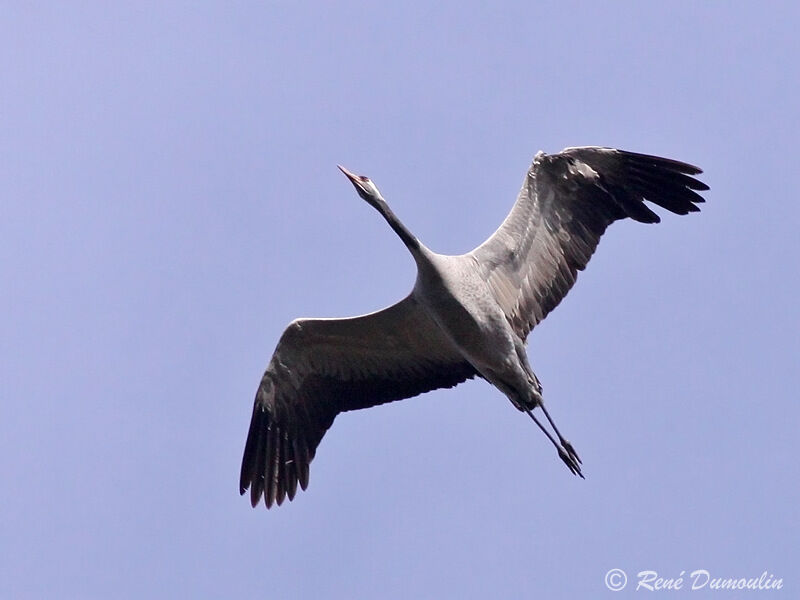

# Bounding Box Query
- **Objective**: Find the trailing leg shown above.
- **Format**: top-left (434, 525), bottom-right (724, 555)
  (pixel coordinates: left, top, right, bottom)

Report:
top-left (523, 407), bottom-right (584, 478)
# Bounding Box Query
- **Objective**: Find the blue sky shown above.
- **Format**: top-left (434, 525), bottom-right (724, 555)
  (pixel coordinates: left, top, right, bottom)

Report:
top-left (2, 2), bottom-right (798, 598)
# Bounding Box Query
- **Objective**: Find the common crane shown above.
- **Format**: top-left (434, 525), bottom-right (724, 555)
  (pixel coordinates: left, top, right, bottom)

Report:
top-left (240, 147), bottom-right (708, 508)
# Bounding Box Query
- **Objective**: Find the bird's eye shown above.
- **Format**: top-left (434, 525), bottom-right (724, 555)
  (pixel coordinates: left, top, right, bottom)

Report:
top-left (359, 176), bottom-right (369, 183)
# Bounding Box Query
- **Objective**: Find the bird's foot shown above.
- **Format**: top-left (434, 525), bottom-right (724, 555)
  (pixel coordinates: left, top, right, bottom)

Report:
top-left (558, 446), bottom-right (585, 479)
top-left (561, 438), bottom-right (582, 465)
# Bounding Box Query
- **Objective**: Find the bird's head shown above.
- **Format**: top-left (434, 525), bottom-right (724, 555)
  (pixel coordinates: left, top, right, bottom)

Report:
top-left (338, 165), bottom-right (385, 208)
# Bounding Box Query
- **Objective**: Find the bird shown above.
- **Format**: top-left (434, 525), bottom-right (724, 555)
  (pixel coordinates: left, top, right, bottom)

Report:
top-left (239, 146), bottom-right (708, 508)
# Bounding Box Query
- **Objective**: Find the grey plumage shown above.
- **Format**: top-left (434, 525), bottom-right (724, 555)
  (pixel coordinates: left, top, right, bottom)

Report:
top-left (239, 146), bottom-right (709, 508)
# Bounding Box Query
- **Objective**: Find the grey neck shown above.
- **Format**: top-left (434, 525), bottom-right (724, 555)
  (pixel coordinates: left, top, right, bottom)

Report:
top-left (374, 199), bottom-right (428, 262)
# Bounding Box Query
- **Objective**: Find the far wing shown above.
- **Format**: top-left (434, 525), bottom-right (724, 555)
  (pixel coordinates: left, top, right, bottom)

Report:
top-left (471, 147), bottom-right (708, 339)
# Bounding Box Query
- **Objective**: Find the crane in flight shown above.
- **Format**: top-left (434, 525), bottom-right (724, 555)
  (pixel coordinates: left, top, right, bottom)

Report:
top-left (239, 146), bottom-right (708, 508)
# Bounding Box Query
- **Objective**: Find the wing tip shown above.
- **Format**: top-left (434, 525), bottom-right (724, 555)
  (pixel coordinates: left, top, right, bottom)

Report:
top-left (580, 147), bottom-right (710, 220)
top-left (239, 381), bottom-right (311, 510)
top-left (614, 148), bottom-right (706, 177)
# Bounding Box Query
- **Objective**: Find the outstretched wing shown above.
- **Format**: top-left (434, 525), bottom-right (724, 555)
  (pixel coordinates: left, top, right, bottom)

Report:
top-left (240, 294), bottom-right (477, 508)
top-left (471, 147), bottom-right (708, 339)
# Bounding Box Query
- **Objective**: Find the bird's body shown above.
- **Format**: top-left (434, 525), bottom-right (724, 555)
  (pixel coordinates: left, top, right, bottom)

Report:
top-left (240, 147), bottom-right (709, 508)
top-left (417, 251), bottom-right (535, 407)
top-left (416, 253), bottom-right (506, 368)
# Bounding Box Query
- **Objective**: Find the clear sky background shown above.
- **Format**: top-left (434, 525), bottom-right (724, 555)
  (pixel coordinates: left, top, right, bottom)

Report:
top-left (2, 2), bottom-right (798, 598)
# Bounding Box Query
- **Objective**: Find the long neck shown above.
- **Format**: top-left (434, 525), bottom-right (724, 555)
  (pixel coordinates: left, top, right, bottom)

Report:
top-left (374, 199), bottom-right (428, 263)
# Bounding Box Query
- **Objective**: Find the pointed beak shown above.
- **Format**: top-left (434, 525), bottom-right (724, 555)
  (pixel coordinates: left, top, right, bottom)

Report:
top-left (337, 165), bottom-right (357, 182)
